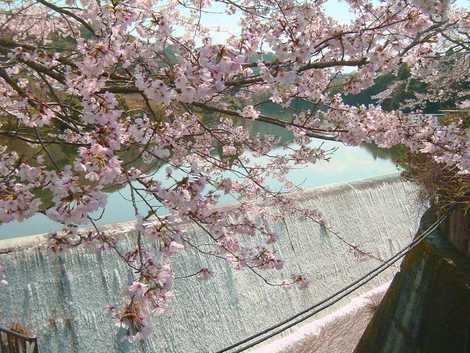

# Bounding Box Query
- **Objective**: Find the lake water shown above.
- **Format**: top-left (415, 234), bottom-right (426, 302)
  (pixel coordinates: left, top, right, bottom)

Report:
top-left (0, 102), bottom-right (401, 239)
top-left (0, 138), bottom-right (400, 239)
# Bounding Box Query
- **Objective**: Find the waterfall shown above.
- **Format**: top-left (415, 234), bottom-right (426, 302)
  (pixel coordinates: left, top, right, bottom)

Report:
top-left (0, 175), bottom-right (424, 353)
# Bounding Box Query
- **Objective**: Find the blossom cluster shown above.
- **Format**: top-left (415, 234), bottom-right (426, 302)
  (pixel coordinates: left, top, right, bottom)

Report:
top-left (0, 0), bottom-right (468, 341)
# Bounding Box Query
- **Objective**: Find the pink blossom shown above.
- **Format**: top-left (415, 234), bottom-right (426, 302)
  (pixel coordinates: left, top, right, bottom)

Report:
top-left (1, 0), bottom-right (468, 342)
top-left (218, 178), bottom-right (232, 194)
top-left (198, 268), bottom-right (213, 281)
top-left (128, 281), bottom-right (148, 298)
top-left (241, 105), bottom-right (260, 119)
top-left (222, 145), bottom-right (237, 155)
top-left (161, 241), bottom-right (184, 257)
top-left (292, 274), bottom-right (310, 289)
top-left (458, 100), bottom-right (470, 109)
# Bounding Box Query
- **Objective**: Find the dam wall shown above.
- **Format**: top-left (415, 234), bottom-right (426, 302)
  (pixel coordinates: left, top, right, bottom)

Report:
top-left (354, 208), bottom-right (470, 353)
top-left (0, 175), bottom-right (424, 353)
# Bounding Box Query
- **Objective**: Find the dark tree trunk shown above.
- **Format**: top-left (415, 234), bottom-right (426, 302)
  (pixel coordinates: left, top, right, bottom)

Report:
top-left (354, 207), bottom-right (470, 353)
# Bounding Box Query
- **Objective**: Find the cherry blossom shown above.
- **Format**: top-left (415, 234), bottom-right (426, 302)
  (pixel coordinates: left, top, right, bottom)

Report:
top-left (241, 105), bottom-right (261, 119)
top-left (0, 0), bottom-right (468, 341)
top-left (198, 268), bottom-right (213, 281)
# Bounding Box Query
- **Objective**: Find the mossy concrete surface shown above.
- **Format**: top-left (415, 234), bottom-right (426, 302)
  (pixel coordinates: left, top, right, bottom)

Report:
top-left (354, 210), bottom-right (470, 353)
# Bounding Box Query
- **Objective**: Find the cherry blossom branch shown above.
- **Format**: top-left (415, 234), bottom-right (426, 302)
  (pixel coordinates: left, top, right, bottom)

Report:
top-left (36, 0), bottom-right (97, 37)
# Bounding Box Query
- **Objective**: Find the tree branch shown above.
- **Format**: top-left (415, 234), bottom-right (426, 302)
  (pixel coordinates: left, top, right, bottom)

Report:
top-left (36, 0), bottom-right (97, 37)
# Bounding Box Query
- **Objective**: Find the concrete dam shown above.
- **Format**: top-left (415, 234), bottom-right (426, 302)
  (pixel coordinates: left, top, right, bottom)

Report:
top-left (0, 175), bottom-right (425, 353)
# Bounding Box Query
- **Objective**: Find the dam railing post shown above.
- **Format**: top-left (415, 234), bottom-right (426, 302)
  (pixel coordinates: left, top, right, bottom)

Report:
top-left (0, 326), bottom-right (38, 353)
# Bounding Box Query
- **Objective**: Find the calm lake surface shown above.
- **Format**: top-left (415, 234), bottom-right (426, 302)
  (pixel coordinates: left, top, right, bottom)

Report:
top-left (0, 103), bottom-right (401, 239)
top-left (0, 140), bottom-right (400, 239)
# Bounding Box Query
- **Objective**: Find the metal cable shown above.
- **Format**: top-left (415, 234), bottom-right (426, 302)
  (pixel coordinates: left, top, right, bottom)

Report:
top-left (215, 214), bottom-right (447, 353)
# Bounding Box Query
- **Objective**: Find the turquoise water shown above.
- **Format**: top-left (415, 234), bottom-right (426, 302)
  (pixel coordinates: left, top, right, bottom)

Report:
top-left (0, 138), bottom-right (399, 239)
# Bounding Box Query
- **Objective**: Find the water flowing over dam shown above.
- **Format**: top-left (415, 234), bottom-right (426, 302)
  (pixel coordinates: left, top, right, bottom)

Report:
top-left (0, 175), bottom-right (425, 353)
